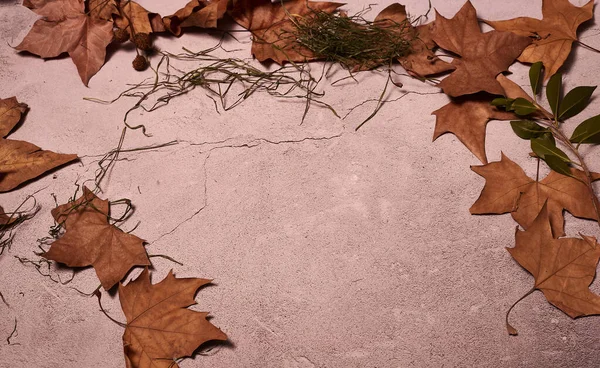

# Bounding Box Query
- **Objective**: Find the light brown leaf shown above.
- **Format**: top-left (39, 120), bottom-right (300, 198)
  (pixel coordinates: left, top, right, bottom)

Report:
top-left (485, 0), bottom-right (594, 80)
top-left (119, 268), bottom-right (227, 368)
top-left (0, 97), bottom-right (28, 137)
top-left (431, 1), bottom-right (531, 97)
top-left (115, 1), bottom-right (161, 36)
top-left (432, 94), bottom-right (516, 164)
top-left (0, 97), bottom-right (77, 192)
top-left (229, 0), bottom-right (343, 64)
top-left (374, 3), bottom-right (455, 77)
top-left (163, 0), bottom-right (227, 36)
top-left (16, 0), bottom-right (114, 85)
top-left (43, 187), bottom-right (150, 290)
top-left (470, 153), bottom-right (600, 237)
top-left (507, 203), bottom-right (600, 334)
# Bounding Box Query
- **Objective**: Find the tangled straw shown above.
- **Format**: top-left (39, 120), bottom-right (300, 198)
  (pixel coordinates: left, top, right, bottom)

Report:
top-left (86, 40), bottom-right (338, 134)
top-left (288, 6), bottom-right (415, 71)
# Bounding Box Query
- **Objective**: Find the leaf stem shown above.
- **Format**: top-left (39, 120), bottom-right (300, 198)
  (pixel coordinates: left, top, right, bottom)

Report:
top-left (576, 40), bottom-right (600, 54)
top-left (506, 287), bottom-right (536, 335)
top-left (94, 290), bottom-right (127, 328)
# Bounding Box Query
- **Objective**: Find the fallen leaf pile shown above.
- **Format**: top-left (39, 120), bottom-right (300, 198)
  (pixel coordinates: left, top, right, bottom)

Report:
top-left (427, 0), bottom-right (600, 334)
top-left (43, 187), bottom-right (227, 366)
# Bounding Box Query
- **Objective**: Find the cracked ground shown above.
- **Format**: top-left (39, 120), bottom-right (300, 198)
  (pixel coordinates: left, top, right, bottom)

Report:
top-left (2, 0), bottom-right (600, 367)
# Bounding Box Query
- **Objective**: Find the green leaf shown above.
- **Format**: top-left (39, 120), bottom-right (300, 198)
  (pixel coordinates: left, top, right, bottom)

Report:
top-left (546, 72), bottom-right (562, 118)
top-left (491, 98), bottom-right (514, 108)
top-left (543, 154), bottom-right (573, 178)
top-left (529, 61), bottom-right (543, 95)
top-left (510, 120), bottom-right (549, 140)
top-left (558, 86), bottom-right (597, 119)
top-left (570, 114), bottom-right (600, 144)
top-left (531, 134), bottom-right (570, 162)
top-left (511, 98), bottom-right (538, 116)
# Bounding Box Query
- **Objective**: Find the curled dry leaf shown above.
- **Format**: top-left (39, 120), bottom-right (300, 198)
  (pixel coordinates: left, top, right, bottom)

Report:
top-left (485, 0), bottom-right (594, 80)
top-left (373, 3), bottom-right (455, 77)
top-left (163, 0), bottom-right (227, 36)
top-left (119, 268), bottom-right (227, 368)
top-left (115, 0), bottom-right (165, 38)
top-left (0, 97), bottom-right (77, 192)
top-left (431, 1), bottom-right (531, 97)
top-left (470, 153), bottom-right (600, 238)
top-left (43, 187), bottom-right (150, 290)
top-left (229, 0), bottom-right (343, 64)
top-left (507, 203), bottom-right (600, 335)
top-left (16, 0), bottom-right (114, 85)
top-left (89, 0), bottom-right (119, 21)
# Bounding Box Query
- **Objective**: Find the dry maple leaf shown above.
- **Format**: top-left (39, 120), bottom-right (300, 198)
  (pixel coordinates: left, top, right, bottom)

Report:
top-left (0, 97), bottom-right (77, 192)
top-left (470, 153), bottom-right (600, 237)
top-left (229, 0), bottom-right (343, 64)
top-left (373, 3), bottom-right (455, 77)
top-left (506, 203), bottom-right (600, 335)
top-left (119, 268), bottom-right (227, 368)
top-left (430, 1), bottom-right (531, 97)
top-left (43, 187), bottom-right (150, 290)
top-left (163, 0), bottom-right (227, 36)
top-left (432, 94), bottom-right (516, 164)
top-left (16, 0), bottom-right (114, 86)
top-left (485, 0), bottom-right (594, 80)
top-left (431, 74), bottom-right (545, 164)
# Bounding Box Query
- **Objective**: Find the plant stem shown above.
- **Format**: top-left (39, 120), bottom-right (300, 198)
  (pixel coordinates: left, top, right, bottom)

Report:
top-left (506, 287), bottom-right (536, 335)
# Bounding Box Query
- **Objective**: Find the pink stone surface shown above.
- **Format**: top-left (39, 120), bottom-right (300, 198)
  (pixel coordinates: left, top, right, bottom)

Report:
top-left (1, 0), bottom-right (600, 367)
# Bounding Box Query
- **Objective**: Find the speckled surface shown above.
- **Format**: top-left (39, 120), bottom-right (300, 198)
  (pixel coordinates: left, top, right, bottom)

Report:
top-left (1, 1), bottom-right (600, 367)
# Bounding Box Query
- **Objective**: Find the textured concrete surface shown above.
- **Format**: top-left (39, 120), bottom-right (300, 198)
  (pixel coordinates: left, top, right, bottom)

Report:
top-left (1, 0), bottom-right (600, 367)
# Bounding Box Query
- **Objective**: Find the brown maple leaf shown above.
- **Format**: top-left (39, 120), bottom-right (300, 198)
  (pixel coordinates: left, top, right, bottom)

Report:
top-left (163, 0), bottom-right (227, 36)
top-left (432, 94), bottom-right (516, 164)
top-left (431, 1), bottom-right (532, 97)
top-left (506, 203), bottom-right (600, 334)
top-left (16, 0), bottom-right (114, 86)
top-left (373, 3), bottom-right (455, 77)
top-left (485, 0), bottom-right (594, 80)
top-left (119, 268), bottom-right (227, 368)
top-left (43, 187), bottom-right (150, 290)
top-left (431, 74), bottom-right (544, 164)
top-left (229, 0), bottom-right (343, 64)
top-left (0, 97), bottom-right (77, 192)
top-left (470, 153), bottom-right (600, 237)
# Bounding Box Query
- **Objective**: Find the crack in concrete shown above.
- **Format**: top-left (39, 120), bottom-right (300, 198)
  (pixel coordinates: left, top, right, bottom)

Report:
top-left (148, 129), bottom-right (345, 246)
